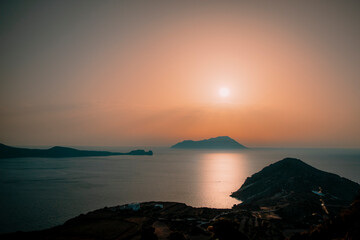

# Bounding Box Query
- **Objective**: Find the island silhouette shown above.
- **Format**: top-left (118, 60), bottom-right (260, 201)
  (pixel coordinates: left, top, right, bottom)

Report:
top-left (171, 136), bottom-right (247, 149)
top-left (0, 143), bottom-right (153, 158)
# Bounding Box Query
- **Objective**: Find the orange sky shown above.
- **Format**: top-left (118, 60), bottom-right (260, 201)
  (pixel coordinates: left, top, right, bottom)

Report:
top-left (1, 1), bottom-right (359, 147)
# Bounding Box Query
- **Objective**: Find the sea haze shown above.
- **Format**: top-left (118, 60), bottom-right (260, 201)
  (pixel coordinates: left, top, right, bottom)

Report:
top-left (0, 147), bottom-right (359, 233)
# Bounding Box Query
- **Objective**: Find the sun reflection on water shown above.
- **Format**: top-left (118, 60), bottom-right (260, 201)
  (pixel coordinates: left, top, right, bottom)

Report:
top-left (196, 152), bottom-right (249, 208)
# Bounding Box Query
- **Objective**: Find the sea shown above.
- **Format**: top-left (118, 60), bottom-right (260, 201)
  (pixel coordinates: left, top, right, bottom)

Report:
top-left (0, 147), bottom-right (359, 233)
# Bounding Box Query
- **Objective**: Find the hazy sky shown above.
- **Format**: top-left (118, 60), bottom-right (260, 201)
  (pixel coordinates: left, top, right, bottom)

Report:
top-left (1, 1), bottom-right (360, 147)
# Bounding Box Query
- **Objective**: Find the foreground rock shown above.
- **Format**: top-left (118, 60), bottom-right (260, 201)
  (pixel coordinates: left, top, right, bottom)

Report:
top-left (171, 136), bottom-right (247, 149)
top-left (0, 143), bottom-right (153, 158)
top-left (290, 192), bottom-right (360, 240)
top-left (1, 201), bottom-right (294, 240)
top-left (3, 196), bottom-right (359, 240)
top-left (1, 202), bottom-right (230, 240)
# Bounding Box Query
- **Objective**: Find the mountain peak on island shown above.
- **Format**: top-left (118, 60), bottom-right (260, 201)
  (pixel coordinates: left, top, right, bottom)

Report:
top-left (171, 136), bottom-right (247, 149)
top-left (210, 136), bottom-right (233, 140)
top-left (262, 157), bottom-right (319, 173)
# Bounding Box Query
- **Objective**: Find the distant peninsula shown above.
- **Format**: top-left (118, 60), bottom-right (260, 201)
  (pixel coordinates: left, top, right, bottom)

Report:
top-left (171, 136), bottom-right (247, 149)
top-left (0, 143), bottom-right (153, 158)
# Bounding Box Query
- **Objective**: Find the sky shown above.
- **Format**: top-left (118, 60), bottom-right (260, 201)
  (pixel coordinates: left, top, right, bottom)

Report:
top-left (0, 0), bottom-right (360, 148)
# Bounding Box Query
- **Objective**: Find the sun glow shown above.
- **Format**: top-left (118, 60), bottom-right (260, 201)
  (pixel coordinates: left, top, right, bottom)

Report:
top-left (219, 87), bottom-right (230, 98)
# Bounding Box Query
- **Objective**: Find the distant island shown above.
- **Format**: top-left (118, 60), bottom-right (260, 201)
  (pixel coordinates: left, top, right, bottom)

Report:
top-left (0, 143), bottom-right (153, 158)
top-left (171, 136), bottom-right (247, 149)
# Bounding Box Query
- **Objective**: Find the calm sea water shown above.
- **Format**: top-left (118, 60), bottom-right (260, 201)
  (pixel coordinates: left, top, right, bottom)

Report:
top-left (0, 147), bottom-right (359, 233)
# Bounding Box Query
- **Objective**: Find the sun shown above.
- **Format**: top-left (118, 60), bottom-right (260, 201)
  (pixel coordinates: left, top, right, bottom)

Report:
top-left (219, 87), bottom-right (230, 98)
